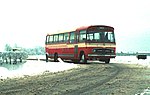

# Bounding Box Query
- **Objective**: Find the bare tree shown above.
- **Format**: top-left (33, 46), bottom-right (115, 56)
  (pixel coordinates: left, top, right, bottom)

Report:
top-left (4, 44), bottom-right (12, 51)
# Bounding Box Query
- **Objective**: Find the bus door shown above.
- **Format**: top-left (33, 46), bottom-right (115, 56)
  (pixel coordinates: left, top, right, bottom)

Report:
top-left (63, 33), bottom-right (70, 58)
top-left (74, 32), bottom-right (78, 59)
top-left (68, 31), bottom-right (78, 59)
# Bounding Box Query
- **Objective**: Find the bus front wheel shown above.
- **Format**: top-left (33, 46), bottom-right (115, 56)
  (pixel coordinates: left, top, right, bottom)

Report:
top-left (79, 52), bottom-right (87, 64)
top-left (105, 59), bottom-right (110, 64)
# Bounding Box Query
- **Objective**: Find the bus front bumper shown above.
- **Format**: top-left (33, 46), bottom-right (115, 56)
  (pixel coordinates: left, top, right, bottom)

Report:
top-left (88, 54), bottom-right (116, 58)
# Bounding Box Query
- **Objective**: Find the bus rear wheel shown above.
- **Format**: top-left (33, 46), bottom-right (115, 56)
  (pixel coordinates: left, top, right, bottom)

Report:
top-left (79, 52), bottom-right (87, 64)
top-left (54, 53), bottom-right (58, 62)
top-left (46, 54), bottom-right (48, 62)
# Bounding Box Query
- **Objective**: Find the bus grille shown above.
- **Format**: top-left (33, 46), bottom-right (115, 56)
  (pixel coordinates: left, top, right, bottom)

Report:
top-left (93, 48), bottom-right (114, 54)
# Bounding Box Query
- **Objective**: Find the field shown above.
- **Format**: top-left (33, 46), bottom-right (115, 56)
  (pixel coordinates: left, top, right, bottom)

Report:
top-left (0, 56), bottom-right (150, 95)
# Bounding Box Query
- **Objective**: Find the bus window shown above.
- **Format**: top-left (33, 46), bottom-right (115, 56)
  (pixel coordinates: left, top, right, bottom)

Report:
top-left (59, 34), bottom-right (64, 42)
top-left (49, 35), bottom-right (53, 43)
top-left (104, 32), bottom-right (115, 42)
top-left (54, 34), bottom-right (59, 43)
top-left (70, 32), bottom-right (75, 43)
top-left (87, 33), bottom-right (94, 41)
top-left (64, 33), bottom-right (69, 42)
top-left (109, 32), bottom-right (115, 42)
top-left (79, 30), bottom-right (86, 42)
top-left (45, 35), bottom-right (49, 44)
top-left (94, 33), bottom-right (100, 41)
top-left (75, 32), bottom-right (78, 42)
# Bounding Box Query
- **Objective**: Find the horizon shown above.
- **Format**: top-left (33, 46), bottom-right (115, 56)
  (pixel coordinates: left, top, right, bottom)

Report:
top-left (0, 0), bottom-right (150, 53)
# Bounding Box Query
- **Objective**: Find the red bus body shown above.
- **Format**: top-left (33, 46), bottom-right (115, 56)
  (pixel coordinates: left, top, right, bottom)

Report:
top-left (45, 25), bottom-right (116, 63)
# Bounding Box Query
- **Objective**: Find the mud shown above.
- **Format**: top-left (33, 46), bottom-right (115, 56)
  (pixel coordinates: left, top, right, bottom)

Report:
top-left (0, 62), bottom-right (150, 95)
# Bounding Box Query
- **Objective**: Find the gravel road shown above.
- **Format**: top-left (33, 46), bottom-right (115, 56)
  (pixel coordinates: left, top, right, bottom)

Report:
top-left (0, 62), bottom-right (150, 95)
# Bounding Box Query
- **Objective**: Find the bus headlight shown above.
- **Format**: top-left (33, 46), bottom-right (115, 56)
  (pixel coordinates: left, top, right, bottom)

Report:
top-left (111, 50), bottom-right (114, 53)
top-left (93, 49), bottom-right (96, 53)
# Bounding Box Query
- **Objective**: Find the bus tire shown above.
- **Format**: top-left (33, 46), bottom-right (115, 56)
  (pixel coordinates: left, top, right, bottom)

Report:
top-left (46, 54), bottom-right (48, 62)
top-left (79, 52), bottom-right (87, 64)
top-left (54, 53), bottom-right (58, 62)
top-left (72, 59), bottom-right (79, 64)
top-left (105, 59), bottom-right (110, 64)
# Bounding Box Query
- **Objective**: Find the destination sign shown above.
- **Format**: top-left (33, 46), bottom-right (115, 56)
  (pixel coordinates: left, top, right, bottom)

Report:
top-left (88, 26), bottom-right (114, 31)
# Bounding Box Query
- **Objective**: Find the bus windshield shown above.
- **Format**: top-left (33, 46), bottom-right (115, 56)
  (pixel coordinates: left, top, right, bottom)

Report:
top-left (87, 26), bottom-right (115, 43)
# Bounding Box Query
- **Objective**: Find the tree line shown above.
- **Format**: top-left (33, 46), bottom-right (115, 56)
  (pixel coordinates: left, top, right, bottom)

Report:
top-left (4, 44), bottom-right (45, 55)
top-left (116, 52), bottom-right (150, 56)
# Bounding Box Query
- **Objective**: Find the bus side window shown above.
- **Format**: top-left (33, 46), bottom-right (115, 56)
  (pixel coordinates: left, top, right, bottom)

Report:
top-left (75, 32), bottom-right (79, 42)
top-left (70, 32), bottom-right (75, 43)
top-left (64, 33), bottom-right (69, 43)
top-left (53, 34), bottom-right (59, 43)
top-left (94, 32), bottom-right (100, 41)
top-left (45, 35), bottom-right (49, 44)
top-left (79, 30), bottom-right (86, 42)
top-left (59, 33), bottom-right (64, 42)
top-left (48, 35), bottom-right (54, 44)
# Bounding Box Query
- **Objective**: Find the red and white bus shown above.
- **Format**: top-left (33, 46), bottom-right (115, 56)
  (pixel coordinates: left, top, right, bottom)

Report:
top-left (45, 25), bottom-right (116, 63)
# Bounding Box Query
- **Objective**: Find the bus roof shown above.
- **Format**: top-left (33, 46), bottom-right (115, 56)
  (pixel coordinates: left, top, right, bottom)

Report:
top-left (46, 25), bottom-right (114, 36)
top-left (47, 27), bottom-right (77, 35)
top-left (76, 25), bottom-right (114, 30)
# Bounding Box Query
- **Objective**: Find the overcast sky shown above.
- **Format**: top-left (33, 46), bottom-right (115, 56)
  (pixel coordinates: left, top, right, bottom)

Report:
top-left (0, 0), bottom-right (150, 52)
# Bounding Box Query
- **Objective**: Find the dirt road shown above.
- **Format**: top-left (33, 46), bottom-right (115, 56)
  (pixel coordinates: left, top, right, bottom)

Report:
top-left (0, 63), bottom-right (150, 95)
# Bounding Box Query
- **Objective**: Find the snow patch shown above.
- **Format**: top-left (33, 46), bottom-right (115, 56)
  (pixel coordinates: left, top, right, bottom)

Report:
top-left (0, 59), bottom-right (78, 79)
top-left (111, 56), bottom-right (150, 68)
